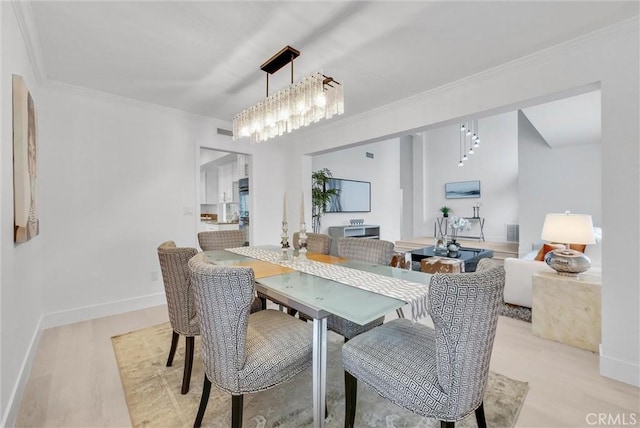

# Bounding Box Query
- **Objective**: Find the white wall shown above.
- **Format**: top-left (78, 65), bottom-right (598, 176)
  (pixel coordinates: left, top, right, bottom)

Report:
top-left (311, 138), bottom-right (401, 243)
top-left (518, 111), bottom-right (602, 256)
top-left (1, 3), bottom-right (45, 421)
top-left (419, 112), bottom-right (519, 242)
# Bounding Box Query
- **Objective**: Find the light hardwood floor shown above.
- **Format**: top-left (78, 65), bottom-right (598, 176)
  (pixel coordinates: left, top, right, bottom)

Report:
top-left (15, 305), bottom-right (639, 427)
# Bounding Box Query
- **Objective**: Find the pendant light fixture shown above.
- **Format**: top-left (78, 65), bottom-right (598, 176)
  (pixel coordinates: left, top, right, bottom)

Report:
top-left (457, 119), bottom-right (483, 166)
top-left (232, 46), bottom-right (344, 144)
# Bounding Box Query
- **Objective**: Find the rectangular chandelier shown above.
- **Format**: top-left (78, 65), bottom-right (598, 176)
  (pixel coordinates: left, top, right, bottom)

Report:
top-left (232, 46), bottom-right (344, 144)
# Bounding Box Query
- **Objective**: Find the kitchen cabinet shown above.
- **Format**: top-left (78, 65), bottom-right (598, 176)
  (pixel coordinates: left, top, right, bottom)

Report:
top-left (201, 222), bottom-right (240, 232)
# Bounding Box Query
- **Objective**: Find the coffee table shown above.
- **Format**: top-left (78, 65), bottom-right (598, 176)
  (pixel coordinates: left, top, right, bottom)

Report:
top-left (409, 246), bottom-right (494, 272)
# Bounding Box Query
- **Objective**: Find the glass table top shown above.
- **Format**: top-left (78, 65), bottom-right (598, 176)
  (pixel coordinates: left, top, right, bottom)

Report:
top-left (203, 249), bottom-right (406, 324)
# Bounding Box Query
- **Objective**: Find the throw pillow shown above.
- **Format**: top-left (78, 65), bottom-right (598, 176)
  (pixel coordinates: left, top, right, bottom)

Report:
top-left (534, 243), bottom-right (565, 261)
top-left (551, 242), bottom-right (587, 253)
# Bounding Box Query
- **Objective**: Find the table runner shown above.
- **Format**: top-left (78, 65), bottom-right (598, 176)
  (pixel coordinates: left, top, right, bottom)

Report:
top-left (226, 247), bottom-right (430, 322)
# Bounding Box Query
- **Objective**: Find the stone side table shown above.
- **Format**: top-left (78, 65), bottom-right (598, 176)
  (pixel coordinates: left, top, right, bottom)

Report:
top-left (532, 270), bottom-right (601, 352)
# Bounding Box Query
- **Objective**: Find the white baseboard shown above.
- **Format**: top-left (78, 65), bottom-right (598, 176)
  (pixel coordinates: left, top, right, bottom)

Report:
top-left (41, 292), bottom-right (166, 329)
top-left (1, 315), bottom-right (44, 428)
top-left (1, 292), bottom-right (166, 427)
top-left (600, 344), bottom-right (640, 387)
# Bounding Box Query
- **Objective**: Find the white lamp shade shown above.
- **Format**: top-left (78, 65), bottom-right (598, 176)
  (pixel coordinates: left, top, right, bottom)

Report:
top-left (541, 213), bottom-right (596, 245)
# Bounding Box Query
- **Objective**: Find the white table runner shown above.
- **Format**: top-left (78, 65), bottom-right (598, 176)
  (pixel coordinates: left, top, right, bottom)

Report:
top-left (226, 247), bottom-right (430, 322)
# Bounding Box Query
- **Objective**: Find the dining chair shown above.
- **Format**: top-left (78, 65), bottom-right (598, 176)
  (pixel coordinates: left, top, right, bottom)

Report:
top-left (328, 238), bottom-right (395, 341)
top-left (188, 253), bottom-right (314, 428)
top-left (157, 241), bottom-right (200, 394)
top-left (292, 232), bottom-right (332, 254)
top-left (197, 230), bottom-right (246, 251)
top-left (342, 258), bottom-right (505, 428)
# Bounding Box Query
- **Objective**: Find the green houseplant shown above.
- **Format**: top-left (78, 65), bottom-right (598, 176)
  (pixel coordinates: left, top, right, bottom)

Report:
top-left (440, 206), bottom-right (451, 217)
top-left (311, 168), bottom-right (339, 233)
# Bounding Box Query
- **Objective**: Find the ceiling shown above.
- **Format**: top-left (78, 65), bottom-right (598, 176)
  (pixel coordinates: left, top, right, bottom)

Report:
top-left (26, 1), bottom-right (637, 127)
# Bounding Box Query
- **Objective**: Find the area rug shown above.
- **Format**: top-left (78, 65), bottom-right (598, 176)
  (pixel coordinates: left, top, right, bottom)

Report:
top-left (112, 322), bottom-right (528, 428)
top-left (500, 304), bottom-right (532, 323)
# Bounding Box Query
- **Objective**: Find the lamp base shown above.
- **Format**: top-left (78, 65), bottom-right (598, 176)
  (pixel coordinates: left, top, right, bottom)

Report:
top-left (544, 249), bottom-right (591, 276)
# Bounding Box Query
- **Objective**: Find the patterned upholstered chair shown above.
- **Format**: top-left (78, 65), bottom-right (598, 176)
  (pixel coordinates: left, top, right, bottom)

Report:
top-left (188, 253), bottom-right (313, 428)
top-left (342, 259), bottom-right (505, 428)
top-left (157, 241), bottom-right (200, 394)
top-left (328, 238), bottom-right (395, 341)
top-left (292, 232), bottom-right (332, 254)
top-left (197, 230), bottom-right (246, 251)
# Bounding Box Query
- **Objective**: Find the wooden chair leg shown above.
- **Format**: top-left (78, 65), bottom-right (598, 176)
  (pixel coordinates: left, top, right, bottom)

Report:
top-left (193, 375), bottom-right (211, 428)
top-left (181, 336), bottom-right (195, 394)
top-left (475, 402), bottom-right (487, 428)
top-left (344, 371), bottom-right (357, 428)
top-left (440, 421), bottom-right (454, 428)
top-left (259, 296), bottom-right (267, 310)
top-left (231, 395), bottom-right (243, 428)
top-left (166, 331), bottom-right (179, 367)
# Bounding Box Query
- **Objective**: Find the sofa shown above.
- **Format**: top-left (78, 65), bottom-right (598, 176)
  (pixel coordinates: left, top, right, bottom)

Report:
top-left (503, 228), bottom-right (602, 308)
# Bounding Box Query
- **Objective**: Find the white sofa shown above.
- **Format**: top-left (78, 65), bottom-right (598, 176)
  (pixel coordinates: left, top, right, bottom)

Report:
top-left (503, 229), bottom-right (602, 308)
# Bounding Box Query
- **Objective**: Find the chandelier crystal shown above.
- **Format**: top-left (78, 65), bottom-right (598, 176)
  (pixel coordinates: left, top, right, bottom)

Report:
top-left (232, 46), bottom-right (344, 144)
top-left (233, 73), bottom-right (344, 143)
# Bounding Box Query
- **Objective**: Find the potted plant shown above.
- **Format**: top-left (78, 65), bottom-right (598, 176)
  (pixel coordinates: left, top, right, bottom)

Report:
top-left (311, 168), bottom-right (339, 233)
top-left (440, 206), bottom-right (451, 217)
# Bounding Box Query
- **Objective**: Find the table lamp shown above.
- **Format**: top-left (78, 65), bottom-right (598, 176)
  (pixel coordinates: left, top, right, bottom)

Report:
top-left (540, 212), bottom-right (596, 276)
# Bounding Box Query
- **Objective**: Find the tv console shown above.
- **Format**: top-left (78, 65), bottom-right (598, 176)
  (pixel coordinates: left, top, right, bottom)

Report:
top-left (328, 225), bottom-right (380, 255)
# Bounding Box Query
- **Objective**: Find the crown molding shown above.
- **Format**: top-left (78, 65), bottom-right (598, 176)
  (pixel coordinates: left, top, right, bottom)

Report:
top-left (45, 79), bottom-right (231, 127)
top-left (11, 0), bottom-right (47, 84)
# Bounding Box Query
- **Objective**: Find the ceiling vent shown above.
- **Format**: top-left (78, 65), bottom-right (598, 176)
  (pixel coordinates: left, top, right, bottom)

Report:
top-left (217, 128), bottom-right (233, 137)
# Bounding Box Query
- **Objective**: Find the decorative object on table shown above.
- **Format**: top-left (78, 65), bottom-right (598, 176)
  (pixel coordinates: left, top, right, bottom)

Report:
top-left (473, 203), bottom-right (481, 218)
top-left (298, 191), bottom-right (308, 261)
top-left (232, 45), bottom-right (343, 144)
top-left (447, 240), bottom-right (460, 258)
top-left (540, 211), bottom-right (596, 276)
top-left (457, 120), bottom-right (482, 167)
top-left (439, 206), bottom-right (451, 218)
top-left (280, 193), bottom-right (290, 260)
top-left (349, 219), bottom-right (365, 226)
top-left (449, 215), bottom-right (469, 238)
top-left (12, 74), bottom-right (39, 243)
top-left (445, 180), bottom-right (481, 198)
top-left (434, 232), bottom-right (448, 256)
top-left (280, 222), bottom-right (290, 261)
top-left (311, 168), bottom-right (339, 233)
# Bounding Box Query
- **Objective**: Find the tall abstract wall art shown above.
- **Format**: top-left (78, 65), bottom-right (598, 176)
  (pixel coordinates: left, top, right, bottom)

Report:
top-left (12, 75), bottom-right (39, 243)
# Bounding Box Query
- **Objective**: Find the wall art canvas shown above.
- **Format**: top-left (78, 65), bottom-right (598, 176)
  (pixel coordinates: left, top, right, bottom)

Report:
top-left (445, 180), bottom-right (481, 199)
top-left (13, 74), bottom-right (39, 243)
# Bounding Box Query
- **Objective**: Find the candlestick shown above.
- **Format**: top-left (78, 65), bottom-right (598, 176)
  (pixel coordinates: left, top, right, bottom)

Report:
top-left (283, 192), bottom-right (287, 223)
top-left (280, 221), bottom-right (290, 261)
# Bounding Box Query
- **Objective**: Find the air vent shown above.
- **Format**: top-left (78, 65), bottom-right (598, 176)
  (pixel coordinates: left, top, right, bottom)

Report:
top-left (506, 224), bottom-right (519, 242)
top-left (217, 128), bottom-right (233, 137)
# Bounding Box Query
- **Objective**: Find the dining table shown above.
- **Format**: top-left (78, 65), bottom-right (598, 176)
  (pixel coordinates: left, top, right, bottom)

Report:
top-left (203, 246), bottom-right (432, 428)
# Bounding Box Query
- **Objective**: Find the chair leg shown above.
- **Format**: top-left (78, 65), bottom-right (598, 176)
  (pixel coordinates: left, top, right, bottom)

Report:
top-left (259, 296), bottom-right (267, 310)
top-left (231, 395), bottom-right (243, 428)
top-left (193, 375), bottom-right (211, 428)
top-left (166, 331), bottom-right (179, 367)
top-left (475, 402), bottom-right (487, 428)
top-left (181, 336), bottom-right (195, 394)
top-left (440, 421), bottom-right (454, 428)
top-left (344, 371), bottom-right (357, 428)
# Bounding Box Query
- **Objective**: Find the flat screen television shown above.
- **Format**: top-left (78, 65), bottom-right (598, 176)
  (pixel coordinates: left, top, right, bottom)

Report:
top-left (326, 178), bottom-right (371, 213)
top-left (445, 180), bottom-right (481, 199)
